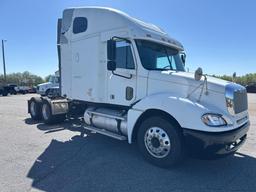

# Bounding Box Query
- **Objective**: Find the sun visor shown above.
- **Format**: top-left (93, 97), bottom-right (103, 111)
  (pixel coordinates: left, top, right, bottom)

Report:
top-left (61, 9), bottom-right (74, 34)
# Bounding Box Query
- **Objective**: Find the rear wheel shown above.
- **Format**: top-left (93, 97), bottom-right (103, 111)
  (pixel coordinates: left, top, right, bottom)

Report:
top-left (41, 100), bottom-right (66, 124)
top-left (29, 97), bottom-right (42, 120)
top-left (137, 116), bottom-right (184, 168)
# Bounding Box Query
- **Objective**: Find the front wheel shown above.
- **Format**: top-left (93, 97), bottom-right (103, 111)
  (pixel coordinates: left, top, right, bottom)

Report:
top-left (137, 116), bottom-right (184, 168)
top-left (45, 89), bottom-right (50, 96)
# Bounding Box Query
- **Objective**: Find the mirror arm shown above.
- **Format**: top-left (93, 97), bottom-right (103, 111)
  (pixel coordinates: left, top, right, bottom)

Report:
top-left (112, 71), bottom-right (132, 79)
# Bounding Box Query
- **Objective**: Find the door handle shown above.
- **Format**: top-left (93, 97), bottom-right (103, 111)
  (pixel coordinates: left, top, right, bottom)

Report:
top-left (112, 71), bottom-right (132, 79)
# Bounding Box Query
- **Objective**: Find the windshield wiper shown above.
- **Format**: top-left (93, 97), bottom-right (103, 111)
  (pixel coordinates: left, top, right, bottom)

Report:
top-left (164, 48), bottom-right (173, 70)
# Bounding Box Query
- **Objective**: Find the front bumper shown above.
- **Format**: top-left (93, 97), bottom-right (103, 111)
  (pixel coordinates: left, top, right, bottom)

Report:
top-left (183, 121), bottom-right (250, 155)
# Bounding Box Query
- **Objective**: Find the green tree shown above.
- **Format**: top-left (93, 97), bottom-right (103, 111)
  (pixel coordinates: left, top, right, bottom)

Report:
top-left (44, 75), bottom-right (51, 82)
top-left (214, 73), bottom-right (256, 86)
top-left (0, 71), bottom-right (44, 86)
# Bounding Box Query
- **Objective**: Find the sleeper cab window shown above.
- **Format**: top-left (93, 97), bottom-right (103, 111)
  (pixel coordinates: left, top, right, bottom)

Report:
top-left (73, 17), bottom-right (88, 34)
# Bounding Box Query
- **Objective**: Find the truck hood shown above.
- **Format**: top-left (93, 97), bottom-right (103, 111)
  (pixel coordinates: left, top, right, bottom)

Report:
top-left (38, 82), bottom-right (52, 87)
top-left (148, 71), bottom-right (230, 94)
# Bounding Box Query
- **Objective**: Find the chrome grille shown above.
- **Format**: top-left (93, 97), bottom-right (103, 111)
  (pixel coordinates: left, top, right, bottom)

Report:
top-left (225, 83), bottom-right (248, 115)
top-left (233, 89), bottom-right (248, 114)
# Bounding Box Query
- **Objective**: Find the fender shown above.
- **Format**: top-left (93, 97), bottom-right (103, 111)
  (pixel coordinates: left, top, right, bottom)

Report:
top-left (127, 92), bottom-right (232, 143)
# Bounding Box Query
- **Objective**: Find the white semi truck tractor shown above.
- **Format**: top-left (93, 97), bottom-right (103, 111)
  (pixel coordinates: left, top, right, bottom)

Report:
top-left (37, 72), bottom-right (60, 96)
top-left (28, 7), bottom-right (250, 167)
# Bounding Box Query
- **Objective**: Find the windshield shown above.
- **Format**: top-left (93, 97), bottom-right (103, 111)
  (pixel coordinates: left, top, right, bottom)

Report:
top-left (135, 40), bottom-right (185, 71)
top-left (55, 77), bottom-right (60, 84)
top-left (49, 76), bottom-right (59, 83)
top-left (49, 76), bottom-right (54, 83)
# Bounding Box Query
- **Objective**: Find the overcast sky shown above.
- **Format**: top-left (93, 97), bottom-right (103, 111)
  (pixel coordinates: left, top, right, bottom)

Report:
top-left (0, 0), bottom-right (255, 77)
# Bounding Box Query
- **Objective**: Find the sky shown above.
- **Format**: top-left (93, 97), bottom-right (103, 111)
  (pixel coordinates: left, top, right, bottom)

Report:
top-left (0, 0), bottom-right (255, 78)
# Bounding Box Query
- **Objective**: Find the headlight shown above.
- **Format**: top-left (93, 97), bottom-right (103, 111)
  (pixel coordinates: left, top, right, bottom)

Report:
top-left (201, 113), bottom-right (227, 127)
top-left (226, 97), bottom-right (235, 115)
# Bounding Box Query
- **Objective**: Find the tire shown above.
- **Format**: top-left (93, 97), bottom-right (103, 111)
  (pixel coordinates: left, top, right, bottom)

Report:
top-left (41, 100), bottom-right (66, 124)
top-left (29, 97), bottom-right (42, 120)
top-left (137, 116), bottom-right (184, 168)
top-left (2, 88), bottom-right (8, 96)
top-left (45, 89), bottom-right (50, 96)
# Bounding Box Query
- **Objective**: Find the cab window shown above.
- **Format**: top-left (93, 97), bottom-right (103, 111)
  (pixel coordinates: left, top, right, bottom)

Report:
top-left (115, 41), bottom-right (135, 69)
top-left (73, 17), bottom-right (87, 34)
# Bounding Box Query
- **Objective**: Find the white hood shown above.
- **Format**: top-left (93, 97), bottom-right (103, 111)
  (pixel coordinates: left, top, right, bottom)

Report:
top-left (148, 71), bottom-right (230, 94)
top-left (38, 82), bottom-right (52, 87)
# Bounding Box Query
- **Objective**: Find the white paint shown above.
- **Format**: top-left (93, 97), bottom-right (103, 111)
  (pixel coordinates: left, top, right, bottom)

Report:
top-left (37, 75), bottom-right (59, 95)
top-left (59, 7), bottom-right (249, 144)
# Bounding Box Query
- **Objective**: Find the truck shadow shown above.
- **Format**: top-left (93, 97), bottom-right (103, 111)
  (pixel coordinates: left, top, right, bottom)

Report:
top-left (26, 118), bottom-right (256, 192)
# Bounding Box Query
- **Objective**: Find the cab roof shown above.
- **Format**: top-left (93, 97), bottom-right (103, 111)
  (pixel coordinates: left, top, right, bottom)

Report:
top-left (63, 6), bottom-right (184, 50)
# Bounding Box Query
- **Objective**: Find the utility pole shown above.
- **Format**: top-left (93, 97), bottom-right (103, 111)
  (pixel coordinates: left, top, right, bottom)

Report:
top-left (2, 39), bottom-right (7, 83)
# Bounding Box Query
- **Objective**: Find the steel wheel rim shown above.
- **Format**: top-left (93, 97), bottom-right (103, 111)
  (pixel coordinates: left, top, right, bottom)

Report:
top-left (30, 101), bottom-right (36, 117)
top-left (42, 104), bottom-right (50, 120)
top-left (144, 127), bottom-right (171, 158)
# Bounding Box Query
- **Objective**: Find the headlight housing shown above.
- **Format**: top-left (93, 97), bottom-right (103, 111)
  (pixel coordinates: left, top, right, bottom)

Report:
top-left (201, 113), bottom-right (227, 127)
top-left (226, 97), bottom-right (235, 115)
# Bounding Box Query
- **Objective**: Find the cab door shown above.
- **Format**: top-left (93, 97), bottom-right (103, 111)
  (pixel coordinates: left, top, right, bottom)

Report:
top-left (107, 40), bottom-right (137, 106)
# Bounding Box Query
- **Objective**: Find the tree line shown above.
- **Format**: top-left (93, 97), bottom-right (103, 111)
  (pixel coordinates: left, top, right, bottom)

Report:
top-left (0, 71), bottom-right (255, 87)
top-left (213, 73), bottom-right (256, 86)
top-left (0, 71), bottom-right (44, 86)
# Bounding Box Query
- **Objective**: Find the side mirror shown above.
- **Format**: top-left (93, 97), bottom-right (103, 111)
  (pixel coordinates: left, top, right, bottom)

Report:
top-left (107, 60), bottom-right (116, 71)
top-left (181, 53), bottom-right (186, 65)
top-left (107, 39), bottom-right (116, 61)
top-left (194, 67), bottom-right (203, 81)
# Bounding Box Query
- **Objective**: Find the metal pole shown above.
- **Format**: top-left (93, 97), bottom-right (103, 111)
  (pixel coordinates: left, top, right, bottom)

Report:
top-left (2, 40), bottom-right (7, 83)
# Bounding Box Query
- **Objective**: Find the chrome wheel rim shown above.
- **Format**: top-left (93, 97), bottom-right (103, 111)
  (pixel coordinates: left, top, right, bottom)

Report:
top-left (144, 127), bottom-right (171, 158)
top-left (30, 101), bottom-right (36, 117)
top-left (42, 104), bottom-right (50, 120)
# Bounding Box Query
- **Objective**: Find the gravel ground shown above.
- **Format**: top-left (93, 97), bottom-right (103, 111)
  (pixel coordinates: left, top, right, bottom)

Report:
top-left (0, 94), bottom-right (255, 192)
